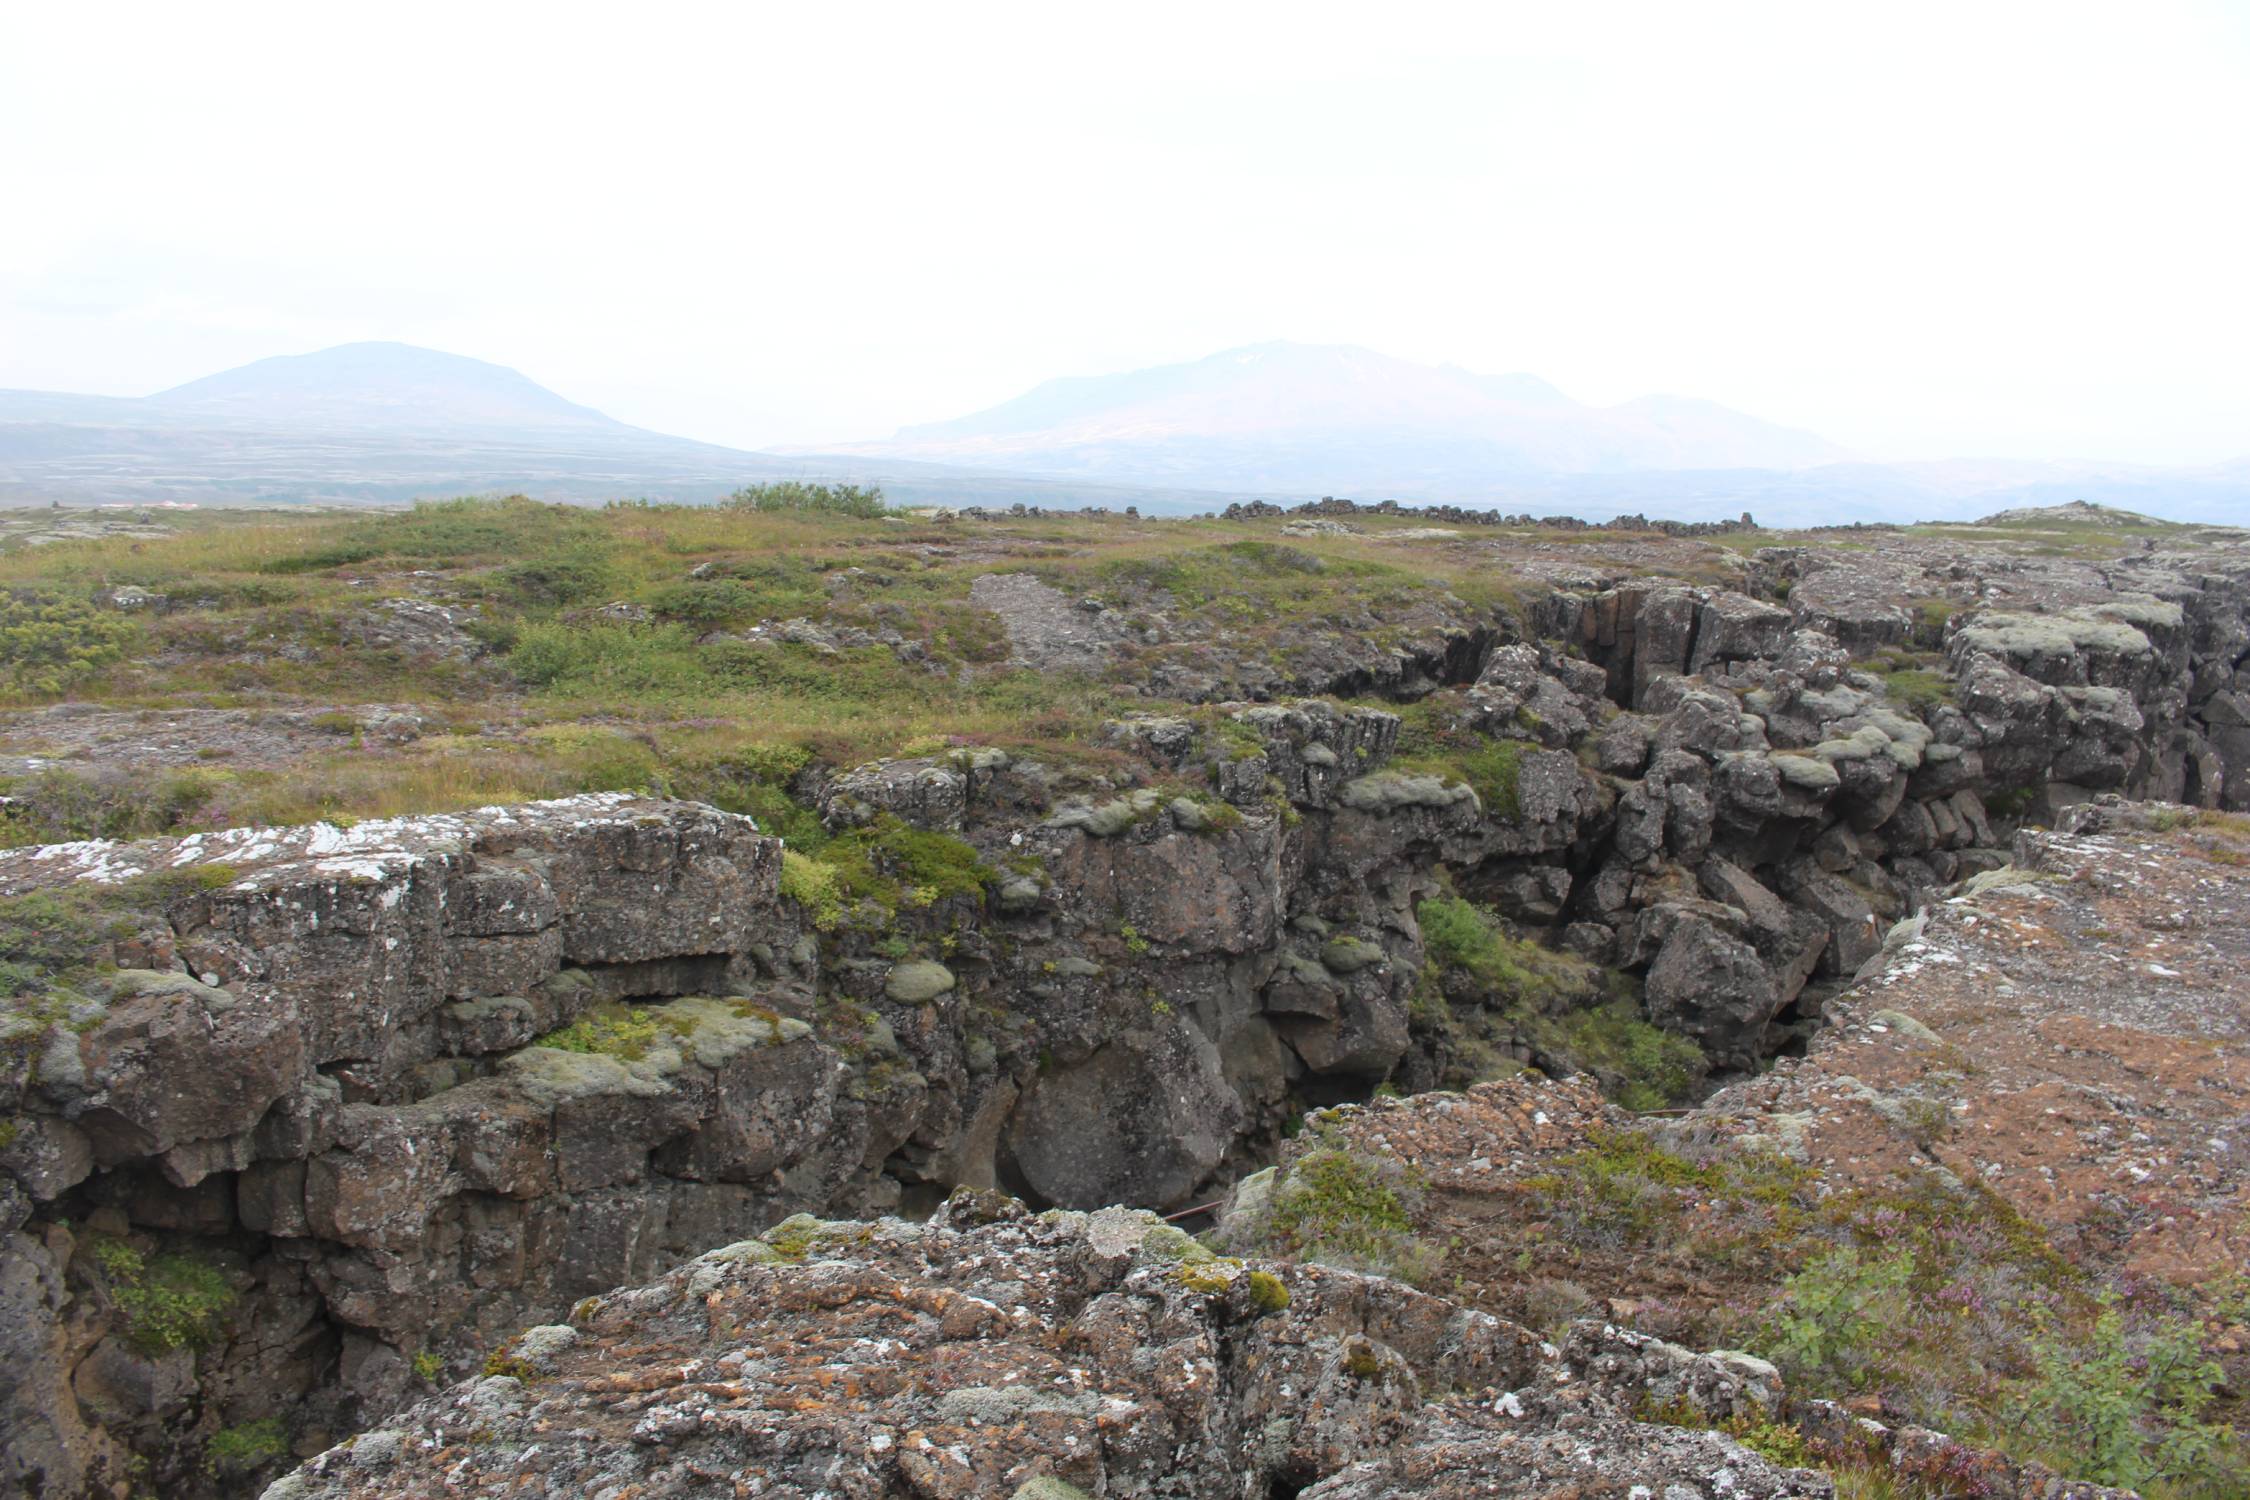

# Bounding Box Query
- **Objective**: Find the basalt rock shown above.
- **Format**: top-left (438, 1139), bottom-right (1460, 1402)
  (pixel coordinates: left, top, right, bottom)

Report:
top-left (264, 1194), bottom-right (1831, 1500)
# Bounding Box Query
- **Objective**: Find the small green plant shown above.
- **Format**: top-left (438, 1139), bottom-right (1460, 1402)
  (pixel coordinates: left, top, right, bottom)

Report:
top-left (778, 849), bottom-right (845, 928)
top-left (533, 1002), bottom-right (689, 1061)
top-left (1760, 1245), bottom-right (1916, 1394)
top-left (1530, 1000), bottom-right (1707, 1111)
top-left (90, 1238), bottom-right (238, 1354)
top-left (1415, 895), bottom-right (1595, 1010)
top-left (480, 1350), bottom-right (538, 1382)
top-left (1984, 785), bottom-right (2038, 819)
top-left (1120, 922), bottom-right (1150, 956)
top-left (412, 1349), bottom-right (443, 1383)
top-left (724, 481), bottom-right (888, 519)
top-left (1252, 1147), bottom-right (1439, 1285)
top-left (0, 590), bottom-right (134, 697)
top-left (2005, 1293), bottom-right (2244, 1495)
top-left (205, 1417), bottom-right (290, 1476)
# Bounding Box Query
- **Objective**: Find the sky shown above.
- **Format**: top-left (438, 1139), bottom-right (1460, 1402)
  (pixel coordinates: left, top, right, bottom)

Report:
top-left (2, 1), bottom-right (2246, 466)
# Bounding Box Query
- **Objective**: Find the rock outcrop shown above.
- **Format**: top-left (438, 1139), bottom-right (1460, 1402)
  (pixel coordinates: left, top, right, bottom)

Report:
top-left (7, 512), bottom-right (2250, 1497)
top-left (264, 1192), bottom-right (1831, 1500)
top-left (1, 797), bottom-right (813, 1498)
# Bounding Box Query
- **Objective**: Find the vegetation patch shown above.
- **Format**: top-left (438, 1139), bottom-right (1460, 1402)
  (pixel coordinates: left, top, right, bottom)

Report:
top-left (724, 481), bottom-right (889, 519)
top-left (1249, 1145), bottom-right (1440, 1285)
top-left (0, 589), bottom-right (136, 698)
top-left (533, 1002), bottom-right (691, 1061)
top-left (1416, 895), bottom-right (1596, 1011)
top-left (89, 1237), bottom-right (238, 1354)
top-left (205, 1417), bottom-right (290, 1477)
top-left (1528, 1000), bottom-right (1707, 1111)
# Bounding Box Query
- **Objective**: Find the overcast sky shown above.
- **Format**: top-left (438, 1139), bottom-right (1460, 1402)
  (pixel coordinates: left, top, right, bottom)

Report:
top-left (3, 2), bottom-right (2246, 465)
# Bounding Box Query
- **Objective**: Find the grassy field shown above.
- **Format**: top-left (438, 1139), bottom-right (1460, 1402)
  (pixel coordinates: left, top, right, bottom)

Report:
top-left (0, 495), bottom-right (1575, 843)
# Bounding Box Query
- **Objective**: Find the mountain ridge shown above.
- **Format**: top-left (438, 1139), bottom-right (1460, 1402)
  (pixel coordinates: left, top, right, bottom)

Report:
top-left (2, 339), bottom-right (2246, 525)
top-left (809, 340), bottom-right (1852, 484)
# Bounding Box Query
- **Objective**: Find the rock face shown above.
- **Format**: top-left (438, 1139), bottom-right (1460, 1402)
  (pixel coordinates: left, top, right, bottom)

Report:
top-left (8, 518), bottom-right (2250, 1496)
top-left (264, 1192), bottom-right (1830, 1500)
top-left (0, 797), bottom-right (811, 1499)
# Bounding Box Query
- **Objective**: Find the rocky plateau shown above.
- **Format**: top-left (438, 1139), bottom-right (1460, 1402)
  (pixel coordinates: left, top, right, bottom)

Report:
top-left (1, 503), bottom-right (2247, 1498)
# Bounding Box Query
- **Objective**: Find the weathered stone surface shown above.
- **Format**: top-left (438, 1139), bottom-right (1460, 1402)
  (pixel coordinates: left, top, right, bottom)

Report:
top-left (267, 1195), bottom-right (1829, 1500)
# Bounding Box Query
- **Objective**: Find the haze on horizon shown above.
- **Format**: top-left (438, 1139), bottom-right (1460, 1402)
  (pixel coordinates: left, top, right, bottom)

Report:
top-left (3, 1), bottom-right (2246, 471)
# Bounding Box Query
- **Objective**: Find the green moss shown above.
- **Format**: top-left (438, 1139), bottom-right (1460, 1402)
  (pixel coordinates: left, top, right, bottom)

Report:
top-left (532, 1002), bottom-right (689, 1061)
top-left (1138, 1223), bottom-right (1215, 1265)
top-left (1457, 741), bottom-right (1522, 819)
top-left (1173, 1259), bottom-right (1238, 1294)
top-left (760, 1212), bottom-right (874, 1261)
top-left (1343, 1339), bottom-right (1383, 1379)
top-left (480, 1350), bottom-right (538, 1382)
top-left (1246, 1269), bottom-right (1291, 1314)
top-left (412, 1349), bottom-right (443, 1383)
top-left (205, 1417), bottom-right (290, 1476)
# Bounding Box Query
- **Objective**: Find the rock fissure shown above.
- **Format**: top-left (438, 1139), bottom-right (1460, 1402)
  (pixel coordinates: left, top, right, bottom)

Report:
top-left (3, 516), bottom-right (2248, 1496)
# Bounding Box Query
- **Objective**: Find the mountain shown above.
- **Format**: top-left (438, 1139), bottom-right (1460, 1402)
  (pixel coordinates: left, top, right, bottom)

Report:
top-left (145, 342), bottom-right (624, 432)
top-left (3, 341), bottom-right (2242, 526)
top-left (0, 343), bottom-right (1247, 512)
top-left (807, 342), bottom-right (1851, 492)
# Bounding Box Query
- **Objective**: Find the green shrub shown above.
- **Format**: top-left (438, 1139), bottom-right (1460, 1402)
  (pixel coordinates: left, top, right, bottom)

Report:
top-left (1415, 895), bottom-right (1594, 1010)
top-left (725, 481), bottom-right (888, 519)
top-left (779, 849), bottom-right (845, 928)
top-left (1761, 1246), bottom-right (1916, 1394)
top-left (0, 591), bottom-right (133, 697)
top-left (0, 766), bottom-right (229, 848)
top-left (1533, 1000), bottom-right (1707, 1110)
top-left (2006, 1294), bottom-right (2244, 1495)
top-left (91, 1239), bottom-right (237, 1354)
top-left (205, 1417), bottom-right (289, 1476)
top-left (489, 546), bottom-right (622, 608)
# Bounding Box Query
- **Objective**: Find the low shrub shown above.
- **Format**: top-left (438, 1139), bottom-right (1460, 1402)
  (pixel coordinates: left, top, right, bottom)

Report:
top-left (1416, 895), bottom-right (1594, 1010)
top-left (0, 590), bottom-right (134, 697)
top-left (89, 1238), bottom-right (238, 1354)
top-left (724, 481), bottom-right (888, 519)
top-left (2006, 1292), bottom-right (2245, 1496)
top-left (205, 1417), bottom-right (290, 1476)
top-left (1251, 1145), bottom-right (1440, 1285)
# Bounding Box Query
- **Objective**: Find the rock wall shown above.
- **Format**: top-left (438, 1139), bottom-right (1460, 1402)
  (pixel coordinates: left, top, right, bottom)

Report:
top-left (6, 539), bottom-right (2250, 1496)
top-left (2, 797), bottom-right (811, 1497)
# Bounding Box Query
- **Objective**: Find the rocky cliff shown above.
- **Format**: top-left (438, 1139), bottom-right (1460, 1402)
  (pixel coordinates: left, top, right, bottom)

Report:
top-left (4, 513), bottom-right (2249, 1496)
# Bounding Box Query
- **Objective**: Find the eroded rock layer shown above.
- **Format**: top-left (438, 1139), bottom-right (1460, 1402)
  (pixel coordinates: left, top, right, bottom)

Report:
top-left (266, 1192), bottom-right (1832, 1500)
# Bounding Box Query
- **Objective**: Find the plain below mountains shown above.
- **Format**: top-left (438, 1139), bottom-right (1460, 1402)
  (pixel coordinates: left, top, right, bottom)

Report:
top-left (2, 340), bottom-right (2244, 525)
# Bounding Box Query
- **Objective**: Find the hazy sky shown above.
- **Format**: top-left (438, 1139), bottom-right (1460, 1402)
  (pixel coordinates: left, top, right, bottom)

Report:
top-left (3, 2), bottom-right (2246, 465)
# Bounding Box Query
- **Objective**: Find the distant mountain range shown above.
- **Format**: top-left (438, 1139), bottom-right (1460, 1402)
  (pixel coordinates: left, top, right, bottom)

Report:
top-left (804, 341), bottom-right (1850, 488)
top-left (1, 341), bottom-right (2243, 526)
